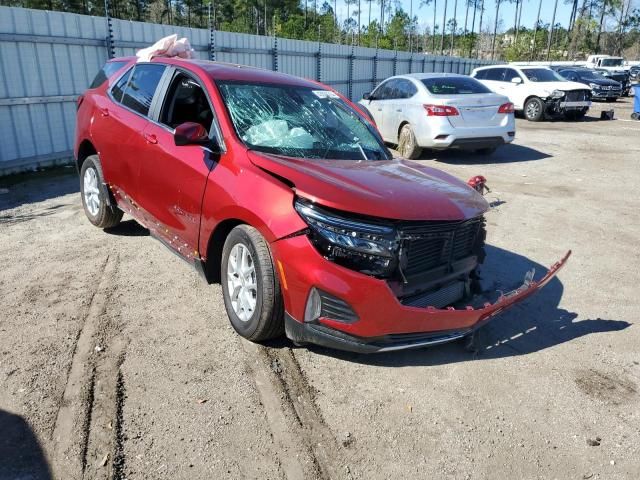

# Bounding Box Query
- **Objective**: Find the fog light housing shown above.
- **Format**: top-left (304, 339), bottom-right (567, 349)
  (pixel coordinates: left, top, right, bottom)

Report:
top-left (304, 288), bottom-right (322, 322)
top-left (508, 131), bottom-right (515, 137)
top-left (304, 287), bottom-right (359, 324)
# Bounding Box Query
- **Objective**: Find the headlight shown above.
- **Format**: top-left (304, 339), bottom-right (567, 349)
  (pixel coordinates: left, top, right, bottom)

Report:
top-left (550, 90), bottom-right (565, 98)
top-left (589, 82), bottom-right (600, 89)
top-left (294, 198), bottom-right (398, 276)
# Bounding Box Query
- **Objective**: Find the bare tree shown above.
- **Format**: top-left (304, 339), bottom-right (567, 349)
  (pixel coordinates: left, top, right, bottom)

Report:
top-left (440, 0), bottom-right (448, 54)
top-left (449, 0), bottom-right (458, 55)
top-left (491, 0), bottom-right (502, 59)
top-left (531, 0), bottom-right (543, 59)
top-left (476, 0), bottom-right (485, 57)
top-left (546, 0), bottom-right (559, 60)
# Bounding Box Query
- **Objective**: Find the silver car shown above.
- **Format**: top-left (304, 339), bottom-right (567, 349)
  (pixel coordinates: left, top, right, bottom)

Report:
top-left (358, 73), bottom-right (516, 158)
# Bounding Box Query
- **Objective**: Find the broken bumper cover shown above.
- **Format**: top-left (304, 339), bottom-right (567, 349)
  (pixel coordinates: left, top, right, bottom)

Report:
top-left (283, 249), bottom-right (572, 354)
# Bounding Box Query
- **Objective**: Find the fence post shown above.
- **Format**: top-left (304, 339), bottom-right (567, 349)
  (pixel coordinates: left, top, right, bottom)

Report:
top-left (392, 40), bottom-right (398, 76)
top-left (422, 55), bottom-right (426, 73)
top-left (408, 53), bottom-right (413, 74)
top-left (316, 41), bottom-right (322, 82)
top-left (272, 36), bottom-right (278, 71)
top-left (208, 3), bottom-right (216, 61)
top-left (348, 43), bottom-right (354, 100)
top-left (103, 0), bottom-right (115, 59)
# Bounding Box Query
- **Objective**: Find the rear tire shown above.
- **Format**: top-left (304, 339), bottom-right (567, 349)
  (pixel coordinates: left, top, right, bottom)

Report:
top-left (397, 124), bottom-right (422, 159)
top-left (221, 225), bottom-right (284, 342)
top-left (524, 97), bottom-right (545, 122)
top-left (80, 155), bottom-right (123, 229)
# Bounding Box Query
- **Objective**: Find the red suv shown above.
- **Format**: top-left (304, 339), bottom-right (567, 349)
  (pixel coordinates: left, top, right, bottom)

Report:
top-left (75, 57), bottom-right (569, 353)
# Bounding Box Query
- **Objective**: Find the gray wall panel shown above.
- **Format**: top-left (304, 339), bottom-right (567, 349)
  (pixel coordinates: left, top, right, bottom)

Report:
top-left (0, 5), bottom-right (493, 174)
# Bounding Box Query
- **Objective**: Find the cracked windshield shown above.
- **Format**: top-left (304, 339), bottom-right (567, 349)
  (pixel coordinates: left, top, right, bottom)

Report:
top-left (217, 82), bottom-right (391, 161)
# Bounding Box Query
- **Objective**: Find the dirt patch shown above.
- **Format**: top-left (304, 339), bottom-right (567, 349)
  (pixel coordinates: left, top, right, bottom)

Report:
top-left (575, 369), bottom-right (637, 405)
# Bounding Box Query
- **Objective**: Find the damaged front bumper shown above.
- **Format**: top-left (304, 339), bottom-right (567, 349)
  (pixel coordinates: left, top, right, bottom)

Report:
top-left (283, 249), bottom-right (572, 354)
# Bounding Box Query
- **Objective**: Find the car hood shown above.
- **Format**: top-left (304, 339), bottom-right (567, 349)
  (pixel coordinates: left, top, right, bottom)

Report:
top-left (586, 77), bottom-right (621, 87)
top-left (248, 151), bottom-right (489, 221)
top-left (533, 81), bottom-right (590, 93)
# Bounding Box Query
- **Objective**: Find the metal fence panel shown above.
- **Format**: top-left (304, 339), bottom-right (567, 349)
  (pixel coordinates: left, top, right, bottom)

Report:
top-left (0, 5), bottom-right (494, 175)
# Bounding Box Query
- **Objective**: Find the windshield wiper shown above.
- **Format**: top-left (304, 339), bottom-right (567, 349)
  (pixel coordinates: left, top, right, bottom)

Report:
top-left (355, 142), bottom-right (368, 161)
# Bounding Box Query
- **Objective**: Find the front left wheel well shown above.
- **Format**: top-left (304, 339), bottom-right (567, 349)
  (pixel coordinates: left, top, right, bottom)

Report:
top-left (204, 219), bottom-right (245, 283)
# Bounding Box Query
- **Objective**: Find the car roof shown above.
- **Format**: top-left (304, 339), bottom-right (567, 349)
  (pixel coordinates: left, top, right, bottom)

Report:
top-left (474, 64), bottom-right (552, 71)
top-left (397, 73), bottom-right (470, 80)
top-left (112, 56), bottom-right (324, 89)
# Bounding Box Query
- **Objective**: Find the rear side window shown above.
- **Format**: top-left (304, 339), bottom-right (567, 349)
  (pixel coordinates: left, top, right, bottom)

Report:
top-left (421, 77), bottom-right (491, 95)
top-left (373, 80), bottom-right (395, 100)
top-left (89, 61), bottom-right (128, 89)
top-left (111, 68), bottom-right (132, 103)
top-left (473, 70), bottom-right (486, 79)
top-left (121, 64), bottom-right (166, 116)
top-left (484, 68), bottom-right (506, 81)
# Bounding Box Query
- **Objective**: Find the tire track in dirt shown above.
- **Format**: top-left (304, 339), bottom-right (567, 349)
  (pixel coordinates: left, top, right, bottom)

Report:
top-left (50, 254), bottom-right (121, 480)
top-left (242, 341), bottom-right (346, 480)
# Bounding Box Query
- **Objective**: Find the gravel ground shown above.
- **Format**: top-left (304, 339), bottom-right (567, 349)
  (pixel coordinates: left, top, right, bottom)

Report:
top-left (1, 98), bottom-right (639, 480)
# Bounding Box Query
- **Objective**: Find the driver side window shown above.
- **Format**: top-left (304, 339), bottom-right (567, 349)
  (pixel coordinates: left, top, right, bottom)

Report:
top-left (372, 80), bottom-right (394, 100)
top-left (160, 72), bottom-right (214, 133)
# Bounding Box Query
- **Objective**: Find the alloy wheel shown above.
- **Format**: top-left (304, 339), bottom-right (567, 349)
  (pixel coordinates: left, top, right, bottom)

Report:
top-left (226, 243), bottom-right (258, 322)
top-left (83, 167), bottom-right (100, 217)
top-left (526, 102), bottom-right (540, 120)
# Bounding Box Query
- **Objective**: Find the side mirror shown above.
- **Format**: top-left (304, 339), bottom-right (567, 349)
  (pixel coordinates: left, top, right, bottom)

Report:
top-left (363, 92), bottom-right (373, 100)
top-left (174, 122), bottom-right (210, 147)
top-left (511, 77), bottom-right (522, 85)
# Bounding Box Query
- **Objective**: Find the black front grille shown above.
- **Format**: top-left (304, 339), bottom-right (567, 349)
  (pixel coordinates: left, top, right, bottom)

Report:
top-left (399, 217), bottom-right (484, 278)
top-left (565, 90), bottom-right (590, 102)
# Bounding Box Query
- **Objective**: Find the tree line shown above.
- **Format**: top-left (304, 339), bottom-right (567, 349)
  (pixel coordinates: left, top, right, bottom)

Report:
top-left (2, 0), bottom-right (639, 60)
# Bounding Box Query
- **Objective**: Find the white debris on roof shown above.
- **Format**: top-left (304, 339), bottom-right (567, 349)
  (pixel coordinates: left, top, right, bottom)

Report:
top-left (136, 34), bottom-right (195, 62)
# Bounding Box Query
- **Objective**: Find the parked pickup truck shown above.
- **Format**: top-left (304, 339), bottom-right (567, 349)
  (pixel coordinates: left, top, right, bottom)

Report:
top-left (584, 55), bottom-right (630, 95)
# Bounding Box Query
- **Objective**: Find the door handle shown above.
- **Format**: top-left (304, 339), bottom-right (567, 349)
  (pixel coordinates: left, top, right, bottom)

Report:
top-left (377, 108), bottom-right (382, 111)
top-left (99, 107), bottom-right (109, 117)
top-left (143, 132), bottom-right (158, 144)
top-left (396, 109), bottom-right (402, 112)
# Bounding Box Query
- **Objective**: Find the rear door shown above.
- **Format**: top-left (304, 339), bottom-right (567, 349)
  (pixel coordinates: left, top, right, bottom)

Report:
top-left (93, 64), bottom-right (166, 209)
top-left (385, 79), bottom-right (418, 141)
top-left (137, 68), bottom-right (223, 259)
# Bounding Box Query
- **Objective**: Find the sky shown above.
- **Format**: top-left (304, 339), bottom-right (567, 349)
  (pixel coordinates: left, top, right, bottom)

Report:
top-left (334, 0), bottom-right (638, 34)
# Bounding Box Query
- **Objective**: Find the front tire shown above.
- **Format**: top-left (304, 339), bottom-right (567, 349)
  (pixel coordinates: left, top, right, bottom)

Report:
top-left (80, 155), bottom-right (123, 228)
top-left (397, 124), bottom-right (422, 159)
top-left (221, 225), bottom-right (284, 342)
top-left (524, 97), bottom-right (545, 122)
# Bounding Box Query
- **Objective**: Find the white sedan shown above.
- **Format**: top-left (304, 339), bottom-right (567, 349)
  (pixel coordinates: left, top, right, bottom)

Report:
top-left (358, 73), bottom-right (515, 159)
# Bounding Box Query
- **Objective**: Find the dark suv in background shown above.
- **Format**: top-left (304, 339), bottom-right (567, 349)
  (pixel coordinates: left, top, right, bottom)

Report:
top-left (557, 67), bottom-right (623, 102)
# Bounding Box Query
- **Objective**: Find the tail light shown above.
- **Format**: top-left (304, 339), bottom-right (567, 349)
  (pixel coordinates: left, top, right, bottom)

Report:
top-left (76, 94), bottom-right (84, 111)
top-left (498, 102), bottom-right (515, 114)
top-left (424, 104), bottom-right (459, 116)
